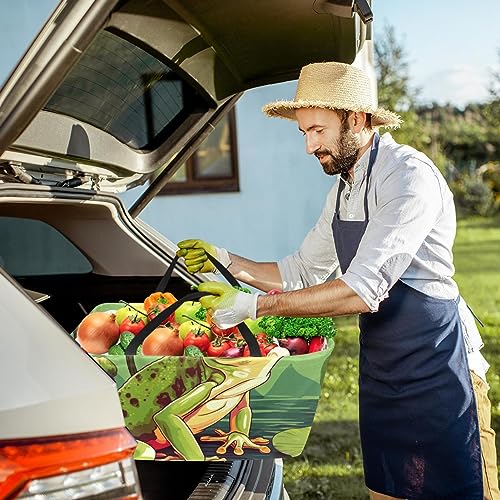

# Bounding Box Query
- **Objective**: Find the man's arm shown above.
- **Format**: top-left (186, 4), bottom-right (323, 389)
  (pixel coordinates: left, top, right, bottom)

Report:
top-left (256, 278), bottom-right (370, 318)
top-left (198, 277), bottom-right (369, 329)
top-left (227, 253), bottom-right (283, 293)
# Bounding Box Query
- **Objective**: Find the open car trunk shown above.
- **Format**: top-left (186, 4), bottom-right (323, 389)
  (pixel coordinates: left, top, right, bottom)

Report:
top-left (0, 187), bottom-right (285, 499)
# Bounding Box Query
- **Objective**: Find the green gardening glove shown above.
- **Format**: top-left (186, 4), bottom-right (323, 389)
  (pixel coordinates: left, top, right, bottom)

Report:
top-left (198, 282), bottom-right (259, 329)
top-left (176, 239), bottom-right (231, 274)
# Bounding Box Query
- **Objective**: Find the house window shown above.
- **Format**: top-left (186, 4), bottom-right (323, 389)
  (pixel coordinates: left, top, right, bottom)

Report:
top-left (160, 109), bottom-right (239, 194)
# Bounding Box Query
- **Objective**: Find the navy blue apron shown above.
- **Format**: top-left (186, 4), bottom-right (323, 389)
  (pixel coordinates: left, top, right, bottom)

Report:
top-left (332, 133), bottom-right (483, 499)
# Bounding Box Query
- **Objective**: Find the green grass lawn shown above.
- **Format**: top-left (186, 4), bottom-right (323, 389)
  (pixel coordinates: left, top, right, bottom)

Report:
top-left (283, 215), bottom-right (500, 499)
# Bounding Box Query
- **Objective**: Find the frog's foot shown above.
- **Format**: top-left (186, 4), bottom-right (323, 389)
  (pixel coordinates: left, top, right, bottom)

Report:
top-left (205, 455), bottom-right (227, 462)
top-left (200, 429), bottom-right (271, 456)
top-left (156, 454), bottom-right (183, 461)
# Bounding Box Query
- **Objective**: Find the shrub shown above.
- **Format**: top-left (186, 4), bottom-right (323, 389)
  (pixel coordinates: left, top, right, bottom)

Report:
top-left (451, 173), bottom-right (497, 217)
top-left (478, 162), bottom-right (500, 203)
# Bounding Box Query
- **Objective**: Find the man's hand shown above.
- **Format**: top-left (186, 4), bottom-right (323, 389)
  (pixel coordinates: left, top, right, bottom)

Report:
top-left (177, 239), bottom-right (231, 274)
top-left (198, 282), bottom-right (259, 329)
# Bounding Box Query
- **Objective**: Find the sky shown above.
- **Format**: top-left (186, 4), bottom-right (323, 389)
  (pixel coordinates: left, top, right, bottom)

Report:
top-left (0, 0), bottom-right (499, 108)
top-left (372, 0), bottom-right (500, 107)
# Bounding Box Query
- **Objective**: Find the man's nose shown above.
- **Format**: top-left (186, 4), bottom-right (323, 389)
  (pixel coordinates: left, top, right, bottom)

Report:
top-left (305, 134), bottom-right (319, 155)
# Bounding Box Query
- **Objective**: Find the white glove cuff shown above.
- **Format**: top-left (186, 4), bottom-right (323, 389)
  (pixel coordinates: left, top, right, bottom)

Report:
top-left (248, 292), bottom-right (259, 320)
top-left (215, 247), bottom-right (232, 269)
top-left (212, 292), bottom-right (259, 329)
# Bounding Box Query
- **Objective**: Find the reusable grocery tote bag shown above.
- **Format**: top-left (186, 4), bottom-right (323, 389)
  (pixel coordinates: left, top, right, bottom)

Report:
top-left (87, 255), bottom-right (335, 461)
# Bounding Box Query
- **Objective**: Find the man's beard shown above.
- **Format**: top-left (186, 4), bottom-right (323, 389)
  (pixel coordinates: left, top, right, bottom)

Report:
top-left (315, 123), bottom-right (360, 176)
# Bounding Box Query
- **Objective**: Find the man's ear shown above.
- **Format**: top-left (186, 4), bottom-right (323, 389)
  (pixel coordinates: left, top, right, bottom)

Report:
top-left (348, 111), bottom-right (367, 133)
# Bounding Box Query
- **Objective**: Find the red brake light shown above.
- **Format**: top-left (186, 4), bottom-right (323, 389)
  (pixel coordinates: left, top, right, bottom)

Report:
top-left (0, 427), bottom-right (137, 498)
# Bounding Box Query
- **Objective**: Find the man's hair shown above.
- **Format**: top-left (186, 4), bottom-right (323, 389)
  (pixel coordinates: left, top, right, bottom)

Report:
top-left (335, 109), bottom-right (373, 131)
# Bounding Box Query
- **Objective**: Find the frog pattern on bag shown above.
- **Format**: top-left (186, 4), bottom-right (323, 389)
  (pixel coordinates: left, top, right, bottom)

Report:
top-left (117, 350), bottom-right (287, 461)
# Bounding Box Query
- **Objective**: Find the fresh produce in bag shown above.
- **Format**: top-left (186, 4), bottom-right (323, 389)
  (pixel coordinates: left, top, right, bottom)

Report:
top-left (75, 294), bottom-right (336, 358)
top-left (71, 255), bottom-right (336, 462)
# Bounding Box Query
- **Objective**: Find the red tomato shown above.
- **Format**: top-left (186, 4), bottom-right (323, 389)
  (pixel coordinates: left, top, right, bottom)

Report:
top-left (147, 302), bottom-right (176, 325)
top-left (267, 288), bottom-right (282, 295)
top-left (211, 324), bottom-right (238, 337)
top-left (243, 344), bottom-right (268, 357)
top-left (308, 336), bottom-right (325, 353)
top-left (227, 335), bottom-right (245, 349)
top-left (183, 330), bottom-right (211, 353)
top-left (255, 333), bottom-right (268, 343)
top-left (207, 339), bottom-right (233, 357)
top-left (230, 330), bottom-right (244, 342)
top-left (263, 343), bottom-right (277, 355)
top-left (119, 316), bottom-right (146, 335)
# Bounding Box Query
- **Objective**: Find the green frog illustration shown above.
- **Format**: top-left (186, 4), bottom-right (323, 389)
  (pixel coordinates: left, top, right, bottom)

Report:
top-left (118, 349), bottom-right (287, 461)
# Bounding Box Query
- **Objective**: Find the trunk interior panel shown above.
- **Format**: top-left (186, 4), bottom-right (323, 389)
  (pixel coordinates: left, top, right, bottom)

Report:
top-left (16, 274), bottom-right (193, 332)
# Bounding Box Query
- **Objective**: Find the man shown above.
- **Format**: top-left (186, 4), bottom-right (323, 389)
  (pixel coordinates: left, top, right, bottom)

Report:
top-left (176, 62), bottom-right (498, 500)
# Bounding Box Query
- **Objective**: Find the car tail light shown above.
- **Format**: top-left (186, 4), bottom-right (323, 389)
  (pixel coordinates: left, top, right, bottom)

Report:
top-left (0, 427), bottom-right (141, 499)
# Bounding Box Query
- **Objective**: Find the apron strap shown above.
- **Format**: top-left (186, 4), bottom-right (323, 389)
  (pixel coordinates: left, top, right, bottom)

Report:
top-left (363, 132), bottom-right (380, 218)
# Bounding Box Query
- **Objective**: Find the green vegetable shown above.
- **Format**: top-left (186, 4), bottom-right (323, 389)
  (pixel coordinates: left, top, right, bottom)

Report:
top-left (119, 332), bottom-right (135, 350)
top-left (257, 316), bottom-right (336, 341)
top-left (184, 345), bottom-right (205, 357)
top-left (93, 356), bottom-right (118, 377)
top-left (107, 344), bottom-right (125, 355)
top-left (194, 306), bottom-right (207, 321)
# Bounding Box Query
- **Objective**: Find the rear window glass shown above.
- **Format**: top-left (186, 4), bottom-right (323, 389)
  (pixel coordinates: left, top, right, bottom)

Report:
top-left (44, 30), bottom-right (208, 150)
top-left (0, 217), bottom-right (91, 276)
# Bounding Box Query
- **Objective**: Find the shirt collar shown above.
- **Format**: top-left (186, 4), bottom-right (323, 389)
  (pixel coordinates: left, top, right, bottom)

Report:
top-left (354, 146), bottom-right (371, 176)
top-left (342, 143), bottom-right (371, 186)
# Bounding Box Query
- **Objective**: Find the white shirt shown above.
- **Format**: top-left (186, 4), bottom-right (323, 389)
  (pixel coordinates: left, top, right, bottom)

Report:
top-left (278, 133), bottom-right (489, 379)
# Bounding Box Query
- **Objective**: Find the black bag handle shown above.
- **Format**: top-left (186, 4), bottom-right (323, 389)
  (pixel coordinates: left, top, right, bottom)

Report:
top-left (125, 254), bottom-right (261, 356)
top-left (156, 253), bottom-right (241, 290)
top-left (155, 254), bottom-right (180, 292)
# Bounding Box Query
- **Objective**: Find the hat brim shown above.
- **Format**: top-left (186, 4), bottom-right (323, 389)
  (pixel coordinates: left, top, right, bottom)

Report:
top-left (262, 99), bottom-right (402, 129)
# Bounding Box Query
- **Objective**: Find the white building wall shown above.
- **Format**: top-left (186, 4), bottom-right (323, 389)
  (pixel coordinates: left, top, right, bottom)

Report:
top-left (123, 82), bottom-right (337, 262)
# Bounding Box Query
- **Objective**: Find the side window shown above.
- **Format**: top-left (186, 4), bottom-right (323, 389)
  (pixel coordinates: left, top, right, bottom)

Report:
top-left (0, 217), bottom-right (91, 276)
top-left (160, 109), bottom-right (239, 194)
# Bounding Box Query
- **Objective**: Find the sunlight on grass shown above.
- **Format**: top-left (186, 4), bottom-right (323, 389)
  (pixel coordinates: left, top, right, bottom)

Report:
top-left (286, 462), bottom-right (367, 499)
top-left (284, 215), bottom-right (500, 499)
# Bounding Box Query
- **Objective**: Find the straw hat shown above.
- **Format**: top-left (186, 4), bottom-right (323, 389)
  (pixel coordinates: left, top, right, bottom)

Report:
top-left (262, 62), bottom-right (402, 129)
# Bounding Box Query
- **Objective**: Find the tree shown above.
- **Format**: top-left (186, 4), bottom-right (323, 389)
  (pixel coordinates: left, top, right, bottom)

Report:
top-left (374, 25), bottom-right (439, 166)
top-left (483, 48), bottom-right (500, 137)
top-left (375, 25), bottom-right (417, 112)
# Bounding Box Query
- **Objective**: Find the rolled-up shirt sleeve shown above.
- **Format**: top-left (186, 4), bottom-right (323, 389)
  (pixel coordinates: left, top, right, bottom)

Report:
top-left (278, 185), bottom-right (340, 291)
top-left (340, 157), bottom-right (444, 311)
